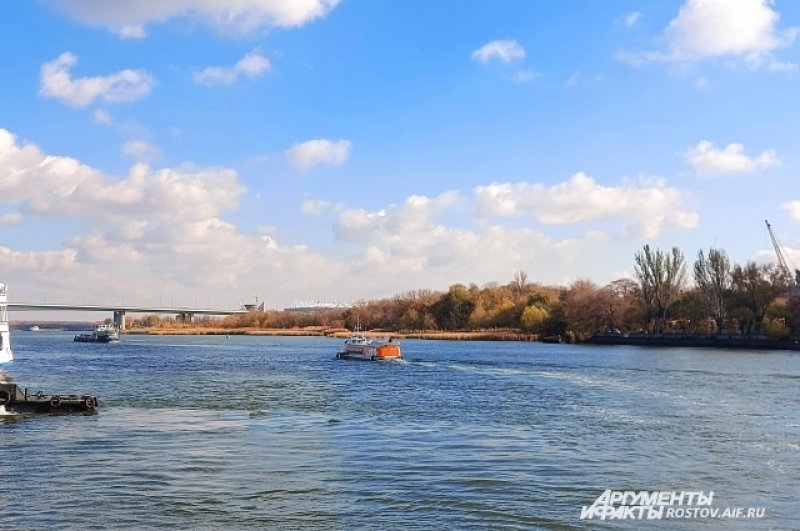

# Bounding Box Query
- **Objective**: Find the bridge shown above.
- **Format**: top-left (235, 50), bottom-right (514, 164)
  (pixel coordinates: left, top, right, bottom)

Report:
top-left (7, 303), bottom-right (248, 330)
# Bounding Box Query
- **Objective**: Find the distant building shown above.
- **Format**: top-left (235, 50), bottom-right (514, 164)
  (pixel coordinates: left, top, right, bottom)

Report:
top-left (284, 300), bottom-right (352, 313)
top-left (240, 297), bottom-right (265, 312)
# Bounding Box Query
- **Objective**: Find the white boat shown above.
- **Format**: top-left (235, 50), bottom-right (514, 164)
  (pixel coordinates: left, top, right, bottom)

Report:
top-left (336, 325), bottom-right (402, 361)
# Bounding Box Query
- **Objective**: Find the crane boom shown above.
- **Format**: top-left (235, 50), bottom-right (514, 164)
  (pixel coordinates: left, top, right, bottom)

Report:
top-left (765, 219), bottom-right (800, 284)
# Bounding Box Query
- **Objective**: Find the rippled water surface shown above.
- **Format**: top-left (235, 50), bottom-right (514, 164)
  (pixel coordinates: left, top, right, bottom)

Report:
top-left (1, 332), bottom-right (799, 529)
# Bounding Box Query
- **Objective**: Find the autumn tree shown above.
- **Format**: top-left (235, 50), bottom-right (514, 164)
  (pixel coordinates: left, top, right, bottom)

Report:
top-left (599, 278), bottom-right (641, 332)
top-left (561, 279), bottom-right (605, 339)
top-left (520, 305), bottom-right (549, 333)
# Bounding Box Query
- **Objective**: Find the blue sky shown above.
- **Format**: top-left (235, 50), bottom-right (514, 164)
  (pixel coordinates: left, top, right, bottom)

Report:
top-left (1, 0), bottom-right (800, 313)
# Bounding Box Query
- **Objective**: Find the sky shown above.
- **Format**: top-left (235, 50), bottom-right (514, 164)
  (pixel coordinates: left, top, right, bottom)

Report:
top-left (1, 0), bottom-right (800, 316)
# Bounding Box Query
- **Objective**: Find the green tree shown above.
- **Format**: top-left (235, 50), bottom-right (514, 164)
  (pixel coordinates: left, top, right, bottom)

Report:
top-left (634, 245), bottom-right (686, 333)
top-left (694, 247), bottom-right (731, 333)
top-left (730, 262), bottom-right (792, 335)
top-left (433, 284), bottom-right (476, 330)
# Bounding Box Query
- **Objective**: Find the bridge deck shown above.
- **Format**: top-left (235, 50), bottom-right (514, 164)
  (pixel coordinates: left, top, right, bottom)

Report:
top-left (8, 303), bottom-right (246, 315)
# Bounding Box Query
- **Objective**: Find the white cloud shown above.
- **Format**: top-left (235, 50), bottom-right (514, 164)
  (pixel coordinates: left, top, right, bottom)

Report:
top-left (122, 140), bottom-right (162, 162)
top-left (93, 109), bottom-right (112, 123)
top-left (118, 25), bottom-right (146, 39)
top-left (301, 199), bottom-right (333, 215)
top-left (618, 0), bottom-right (798, 69)
top-left (564, 71), bottom-right (580, 87)
top-left (0, 127), bottom-right (346, 306)
top-left (472, 40), bottom-right (526, 64)
top-left (194, 51), bottom-right (271, 86)
top-left (0, 127), bottom-right (703, 311)
top-left (783, 201), bottom-right (800, 221)
top-left (52, 0), bottom-right (340, 38)
top-left (624, 11), bottom-right (642, 27)
top-left (0, 213), bottom-right (22, 225)
top-left (329, 191), bottom-right (628, 293)
top-left (334, 192), bottom-right (459, 245)
top-left (0, 246), bottom-right (77, 273)
top-left (39, 52), bottom-right (155, 108)
top-left (474, 172), bottom-right (698, 239)
top-left (285, 139), bottom-right (351, 169)
top-left (685, 140), bottom-right (781, 176)
top-left (0, 128), bottom-right (241, 225)
top-left (510, 69), bottom-right (541, 83)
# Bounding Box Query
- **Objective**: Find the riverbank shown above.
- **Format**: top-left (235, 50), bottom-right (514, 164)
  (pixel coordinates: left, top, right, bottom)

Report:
top-left (124, 326), bottom-right (543, 341)
top-left (589, 333), bottom-right (800, 351)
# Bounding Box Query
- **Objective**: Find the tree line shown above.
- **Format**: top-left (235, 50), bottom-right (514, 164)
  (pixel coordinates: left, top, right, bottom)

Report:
top-left (130, 246), bottom-right (800, 341)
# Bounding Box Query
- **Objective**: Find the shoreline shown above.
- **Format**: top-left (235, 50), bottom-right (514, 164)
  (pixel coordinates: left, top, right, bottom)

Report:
top-left (124, 327), bottom-right (543, 342)
top-left (589, 333), bottom-right (800, 351)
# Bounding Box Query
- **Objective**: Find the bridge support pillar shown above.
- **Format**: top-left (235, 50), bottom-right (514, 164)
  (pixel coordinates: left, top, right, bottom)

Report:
top-left (114, 310), bottom-right (126, 331)
top-left (177, 312), bottom-right (194, 324)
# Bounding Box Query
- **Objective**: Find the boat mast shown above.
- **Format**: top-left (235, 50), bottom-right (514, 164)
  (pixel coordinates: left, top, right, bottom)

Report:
top-left (0, 282), bottom-right (13, 363)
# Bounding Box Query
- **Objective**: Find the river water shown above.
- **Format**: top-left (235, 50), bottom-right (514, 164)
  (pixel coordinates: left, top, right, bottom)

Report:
top-left (1, 332), bottom-right (798, 529)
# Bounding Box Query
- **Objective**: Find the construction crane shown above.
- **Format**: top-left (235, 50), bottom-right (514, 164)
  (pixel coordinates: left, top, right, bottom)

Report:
top-left (765, 219), bottom-right (800, 285)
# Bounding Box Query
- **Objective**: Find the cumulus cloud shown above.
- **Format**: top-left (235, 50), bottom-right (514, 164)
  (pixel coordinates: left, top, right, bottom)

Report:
top-left (0, 129), bottom-right (241, 223)
top-left (301, 199), bottom-right (333, 215)
top-left (783, 201), bottom-right (800, 221)
top-left (474, 172), bottom-right (698, 239)
top-left (329, 190), bottom-right (625, 293)
top-left (472, 40), bottom-right (526, 64)
top-left (39, 52), bottom-right (155, 107)
top-left (51, 0), bottom-right (340, 38)
top-left (0, 213), bottom-right (22, 225)
top-left (334, 192), bottom-right (459, 245)
top-left (93, 109), bottom-right (112, 123)
top-left (622, 11), bottom-right (642, 28)
top-left (685, 140), bottom-right (781, 176)
top-left (193, 51), bottom-right (271, 86)
top-left (0, 127), bottom-right (345, 306)
top-left (0, 246), bottom-right (77, 273)
top-left (122, 140), bottom-right (162, 162)
top-left (617, 0), bottom-right (798, 70)
top-left (285, 139), bottom-right (351, 169)
top-left (0, 127), bottom-right (702, 311)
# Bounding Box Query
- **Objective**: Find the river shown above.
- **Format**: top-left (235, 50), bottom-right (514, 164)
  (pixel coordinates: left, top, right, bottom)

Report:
top-left (1, 332), bottom-right (798, 529)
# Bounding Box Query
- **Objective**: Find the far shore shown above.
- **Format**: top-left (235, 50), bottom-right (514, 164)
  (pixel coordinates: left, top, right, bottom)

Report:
top-left (124, 326), bottom-right (543, 342)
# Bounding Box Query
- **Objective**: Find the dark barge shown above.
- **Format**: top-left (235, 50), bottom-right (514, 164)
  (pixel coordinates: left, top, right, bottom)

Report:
top-left (0, 383), bottom-right (98, 414)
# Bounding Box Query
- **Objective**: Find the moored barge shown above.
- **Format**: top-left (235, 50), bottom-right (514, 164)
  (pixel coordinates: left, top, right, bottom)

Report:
top-left (0, 383), bottom-right (98, 414)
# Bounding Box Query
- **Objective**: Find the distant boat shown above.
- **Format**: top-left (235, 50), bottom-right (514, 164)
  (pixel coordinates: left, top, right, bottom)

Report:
top-left (29, 326), bottom-right (40, 332)
top-left (336, 325), bottom-right (402, 361)
top-left (74, 324), bottom-right (119, 343)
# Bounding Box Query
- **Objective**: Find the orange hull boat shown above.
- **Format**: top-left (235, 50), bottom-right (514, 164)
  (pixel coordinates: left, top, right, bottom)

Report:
top-left (336, 327), bottom-right (402, 361)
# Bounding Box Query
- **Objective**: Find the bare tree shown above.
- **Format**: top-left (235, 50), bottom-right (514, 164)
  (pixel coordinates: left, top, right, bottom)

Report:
top-left (561, 279), bottom-right (605, 339)
top-left (600, 278), bottom-right (641, 332)
top-left (694, 248), bottom-right (731, 334)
